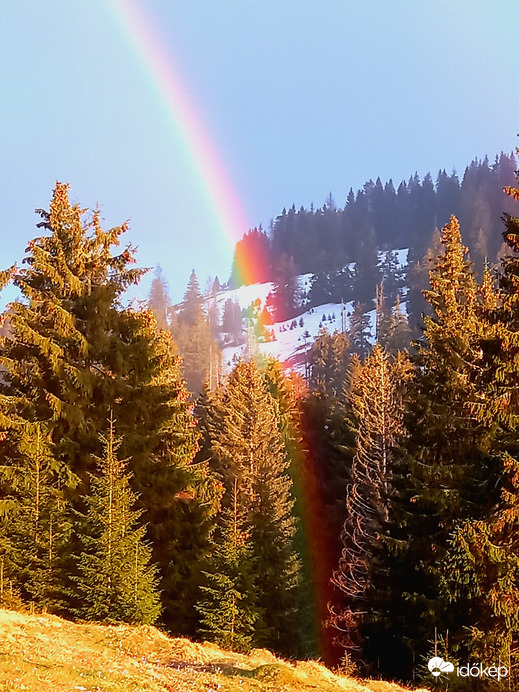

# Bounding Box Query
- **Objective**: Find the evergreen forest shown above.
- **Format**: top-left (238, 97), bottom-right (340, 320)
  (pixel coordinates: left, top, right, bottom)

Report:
top-left (1, 145), bottom-right (519, 690)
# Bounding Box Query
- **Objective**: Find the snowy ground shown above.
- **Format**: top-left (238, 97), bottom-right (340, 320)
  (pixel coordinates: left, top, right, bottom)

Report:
top-left (211, 249), bottom-right (408, 374)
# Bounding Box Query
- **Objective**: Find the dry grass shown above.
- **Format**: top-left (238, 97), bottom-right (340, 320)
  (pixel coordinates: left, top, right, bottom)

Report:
top-left (0, 608), bottom-right (431, 692)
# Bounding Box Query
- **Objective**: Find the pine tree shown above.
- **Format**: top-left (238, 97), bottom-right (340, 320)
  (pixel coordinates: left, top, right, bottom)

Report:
top-left (443, 452), bottom-right (519, 679)
top-left (378, 250), bottom-right (405, 305)
top-left (126, 322), bottom-right (221, 635)
top-left (263, 358), bottom-right (318, 657)
top-left (0, 182), bottom-right (145, 486)
top-left (330, 345), bottom-right (410, 670)
top-left (222, 298), bottom-right (243, 345)
top-left (309, 328), bottom-right (334, 395)
top-left (385, 295), bottom-right (412, 354)
top-left (352, 236), bottom-right (380, 306)
top-left (148, 265), bottom-right (170, 329)
top-left (477, 163), bottom-right (519, 433)
top-left (407, 226), bottom-right (443, 334)
top-left (390, 216), bottom-right (498, 675)
top-left (179, 269), bottom-right (204, 326)
top-left (309, 329), bottom-right (350, 399)
top-left (299, 363), bottom-right (356, 666)
top-left (347, 303), bottom-right (372, 359)
top-left (74, 414), bottom-right (161, 624)
top-left (197, 478), bottom-right (257, 652)
top-left (0, 421), bottom-right (72, 611)
top-left (272, 254), bottom-right (299, 322)
top-left (440, 152), bottom-right (519, 676)
top-left (230, 228), bottom-right (271, 287)
top-left (207, 360), bottom-right (300, 654)
top-left (375, 282), bottom-right (391, 348)
top-left (172, 270), bottom-right (220, 394)
top-left (0, 184), bottom-right (213, 632)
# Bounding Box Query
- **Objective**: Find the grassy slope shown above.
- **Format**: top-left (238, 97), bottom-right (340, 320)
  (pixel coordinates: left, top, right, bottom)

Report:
top-left (0, 609), bottom-right (430, 692)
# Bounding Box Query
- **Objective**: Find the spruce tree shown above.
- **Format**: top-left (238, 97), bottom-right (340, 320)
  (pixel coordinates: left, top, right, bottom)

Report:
top-left (207, 359), bottom-right (300, 655)
top-left (263, 358), bottom-right (318, 657)
top-left (272, 254), bottom-right (299, 322)
top-left (378, 250), bottom-right (405, 305)
top-left (299, 367), bottom-right (356, 665)
top-left (441, 152), bottom-right (519, 677)
top-left (477, 164), bottom-right (519, 433)
top-left (347, 303), bottom-right (372, 359)
top-left (197, 479), bottom-right (257, 652)
top-left (391, 216), bottom-right (498, 676)
top-left (330, 345), bottom-right (410, 670)
top-left (126, 322), bottom-right (220, 635)
top-left (443, 452), bottom-right (519, 679)
top-left (309, 329), bottom-right (351, 399)
top-left (375, 282), bottom-right (392, 348)
top-left (384, 295), bottom-right (412, 354)
top-left (0, 181), bottom-right (146, 488)
top-left (352, 237), bottom-right (380, 306)
top-left (172, 270), bottom-right (220, 394)
top-left (179, 269), bottom-right (204, 326)
top-left (148, 265), bottom-right (170, 329)
top-left (0, 184), bottom-right (214, 631)
top-left (406, 226), bottom-right (442, 334)
top-left (222, 298), bottom-right (243, 345)
top-left (0, 421), bottom-right (72, 611)
top-left (309, 328), bottom-right (334, 395)
top-left (74, 414), bottom-right (161, 625)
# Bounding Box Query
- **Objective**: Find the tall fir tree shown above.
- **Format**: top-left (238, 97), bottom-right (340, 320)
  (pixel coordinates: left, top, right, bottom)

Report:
top-left (205, 359), bottom-right (300, 655)
top-left (384, 295), bottom-right (412, 354)
top-left (126, 321), bottom-right (220, 635)
top-left (441, 151), bottom-right (519, 678)
top-left (477, 162), bottom-right (519, 433)
top-left (197, 478), bottom-right (257, 652)
top-left (74, 414), bottom-right (161, 624)
top-left (443, 452), bottom-right (519, 681)
top-left (389, 216), bottom-right (499, 676)
top-left (148, 264), bottom-right (171, 329)
top-left (375, 282), bottom-right (392, 348)
top-left (309, 328), bottom-right (350, 399)
top-left (0, 421), bottom-right (72, 611)
top-left (299, 365), bottom-right (356, 665)
top-left (347, 302), bottom-right (372, 360)
top-left (221, 298), bottom-right (243, 345)
top-left (179, 269), bottom-right (204, 326)
top-left (263, 358), bottom-right (318, 657)
top-left (272, 253), bottom-right (299, 322)
top-left (330, 345), bottom-right (410, 671)
top-left (172, 270), bottom-right (221, 394)
top-left (0, 184), bottom-right (214, 630)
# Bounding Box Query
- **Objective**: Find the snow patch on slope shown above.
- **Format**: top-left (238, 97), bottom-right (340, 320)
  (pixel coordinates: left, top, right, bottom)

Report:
top-left (212, 249), bottom-right (409, 374)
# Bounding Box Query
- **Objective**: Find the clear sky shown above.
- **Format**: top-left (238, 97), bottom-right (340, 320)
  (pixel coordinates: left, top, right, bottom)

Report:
top-left (1, 0), bottom-right (518, 306)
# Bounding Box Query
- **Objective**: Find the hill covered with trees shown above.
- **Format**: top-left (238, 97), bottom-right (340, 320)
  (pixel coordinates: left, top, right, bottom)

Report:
top-left (232, 152), bottom-right (517, 283)
top-left (2, 146), bottom-right (519, 690)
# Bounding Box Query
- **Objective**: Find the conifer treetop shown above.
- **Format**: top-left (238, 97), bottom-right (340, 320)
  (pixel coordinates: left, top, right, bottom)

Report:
top-left (22, 182), bottom-right (146, 301)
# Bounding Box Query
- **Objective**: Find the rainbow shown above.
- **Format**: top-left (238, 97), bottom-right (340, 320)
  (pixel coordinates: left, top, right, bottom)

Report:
top-left (105, 0), bottom-right (251, 253)
top-left (104, 0), bottom-right (339, 663)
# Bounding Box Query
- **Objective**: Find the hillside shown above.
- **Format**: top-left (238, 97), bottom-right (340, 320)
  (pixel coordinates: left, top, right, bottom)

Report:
top-left (230, 154), bottom-right (517, 287)
top-left (213, 249), bottom-right (408, 373)
top-left (0, 609), bottom-right (430, 692)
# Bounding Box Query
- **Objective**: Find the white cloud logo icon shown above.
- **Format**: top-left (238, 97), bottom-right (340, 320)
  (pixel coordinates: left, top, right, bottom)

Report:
top-left (428, 657), bottom-right (455, 677)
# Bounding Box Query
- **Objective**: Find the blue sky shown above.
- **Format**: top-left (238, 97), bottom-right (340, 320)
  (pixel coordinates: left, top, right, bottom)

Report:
top-left (1, 0), bottom-right (518, 306)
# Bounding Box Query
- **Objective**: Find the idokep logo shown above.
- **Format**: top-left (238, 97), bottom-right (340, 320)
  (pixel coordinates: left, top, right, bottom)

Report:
top-left (428, 657), bottom-right (454, 677)
top-left (457, 662), bottom-right (508, 681)
top-left (427, 657), bottom-right (509, 682)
